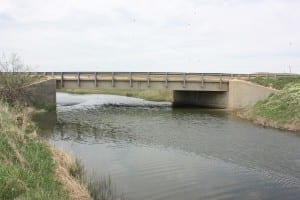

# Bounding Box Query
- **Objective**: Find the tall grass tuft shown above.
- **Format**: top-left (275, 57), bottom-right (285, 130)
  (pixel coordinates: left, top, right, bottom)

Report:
top-left (87, 176), bottom-right (125, 200)
top-left (69, 159), bottom-right (125, 200)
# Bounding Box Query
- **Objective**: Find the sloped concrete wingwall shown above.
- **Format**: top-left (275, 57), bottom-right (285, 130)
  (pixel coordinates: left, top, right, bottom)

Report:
top-left (227, 80), bottom-right (277, 109)
top-left (24, 79), bottom-right (56, 109)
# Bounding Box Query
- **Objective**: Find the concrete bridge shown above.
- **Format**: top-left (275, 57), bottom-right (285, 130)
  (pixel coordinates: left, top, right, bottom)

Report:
top-left (45, 72), bottom-right (230, 91)
top-left (39, 72), bottom-right (277, 109)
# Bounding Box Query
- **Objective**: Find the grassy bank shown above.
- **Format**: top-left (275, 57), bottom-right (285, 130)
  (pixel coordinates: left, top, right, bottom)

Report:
top-left (237, 83), bottom-right (300, 132)
top-left (58, 88), bottom-right (172, 102)
top-left (0, 103), bottom-right (91, 200)
top-left (249, 76), bottom-right (300, 89)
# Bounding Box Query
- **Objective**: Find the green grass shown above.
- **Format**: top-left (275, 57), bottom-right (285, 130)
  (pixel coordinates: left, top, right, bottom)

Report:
top-left (58, 88), bottom-right (172, 102)
top-left (253, 83), bottom-right (300, 124)
top-left (0, 103), bottom-right (69, 200)
top-left (249, 76), bottom-right (300, 89)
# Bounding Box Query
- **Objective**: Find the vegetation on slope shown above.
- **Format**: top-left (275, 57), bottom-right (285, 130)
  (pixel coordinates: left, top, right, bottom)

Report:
top-left (239, 83), bottom-right (300, 132)
top-left (0, 103), bottom-right (91, 200)
top-left (58, 88), bottom-right (172, 102)
top-left (0, 54), bottom-right (120, 199)
top-left (0, 54), bottom-right (41, 103)
top-left (249, 76), bottom-right (300, 89)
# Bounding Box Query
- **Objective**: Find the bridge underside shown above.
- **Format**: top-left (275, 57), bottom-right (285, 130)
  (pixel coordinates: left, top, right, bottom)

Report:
top-left (172, 90), bottom-right (228, 108)
top-left (56, 80), bottom-right (229, 108)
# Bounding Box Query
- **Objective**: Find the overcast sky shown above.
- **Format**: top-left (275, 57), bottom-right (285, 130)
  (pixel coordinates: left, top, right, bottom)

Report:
top-left (0, 0), bottom-right (299, 73)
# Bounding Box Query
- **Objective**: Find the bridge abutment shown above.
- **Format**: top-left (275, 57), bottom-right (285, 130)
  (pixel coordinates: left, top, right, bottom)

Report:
top-left (24, 79), bottom-right (57, 110)
top-left (227, 80), bottom-right (277, 109)
top-left (172, 80), bottom-right (277, 109)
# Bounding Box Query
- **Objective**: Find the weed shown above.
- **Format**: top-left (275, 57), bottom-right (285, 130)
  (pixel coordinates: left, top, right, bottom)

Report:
top-left (87, 175), bottom-right (125, 200)
top-left (69, 159), bottom-right (125, 200)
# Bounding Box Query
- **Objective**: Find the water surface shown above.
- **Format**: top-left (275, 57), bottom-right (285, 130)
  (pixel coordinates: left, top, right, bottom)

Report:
top-left (38, 93), bottom-right (300, 200)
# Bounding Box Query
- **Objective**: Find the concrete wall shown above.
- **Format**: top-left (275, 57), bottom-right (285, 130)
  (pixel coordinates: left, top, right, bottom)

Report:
top-left (173, 90), bottom-right (228, 108)
top-left (24, 79), bottom-right (56, 109)
top-left (227, 79), bottom-right (277, 109)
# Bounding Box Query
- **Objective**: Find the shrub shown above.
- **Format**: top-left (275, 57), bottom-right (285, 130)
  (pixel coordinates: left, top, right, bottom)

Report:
top-left (0, 53), bottom-right (38, 103)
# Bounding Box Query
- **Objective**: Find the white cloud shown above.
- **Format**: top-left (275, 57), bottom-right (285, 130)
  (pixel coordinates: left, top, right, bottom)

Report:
top-left (0, 0), bottom-right (299, 73)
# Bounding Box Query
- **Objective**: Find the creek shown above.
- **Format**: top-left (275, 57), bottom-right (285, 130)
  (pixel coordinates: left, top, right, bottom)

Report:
top-left (37, 93), bottom-right (300, 200)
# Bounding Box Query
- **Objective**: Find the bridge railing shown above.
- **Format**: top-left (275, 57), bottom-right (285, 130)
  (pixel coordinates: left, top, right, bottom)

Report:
top-left (9, 72), bottom-right (296, 90)
top-left (33, 71), bottom-right (299, 78)
top-left (4, 72), bottom-right (298, 90)
top-left (32, 72), bottom-right (297, 89)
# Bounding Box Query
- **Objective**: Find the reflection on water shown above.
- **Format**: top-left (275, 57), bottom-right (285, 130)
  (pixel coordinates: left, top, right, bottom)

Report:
top-left (36, 93), bottom-right (300, 200)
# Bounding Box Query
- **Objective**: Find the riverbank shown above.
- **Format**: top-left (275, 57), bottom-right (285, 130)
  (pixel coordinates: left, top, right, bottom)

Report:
top-left (58, 88), bottom-right (172, 102)
top-left (0, 102), bottom-right (91, 199)
top-left (236, 83), bottom-right (300, 133)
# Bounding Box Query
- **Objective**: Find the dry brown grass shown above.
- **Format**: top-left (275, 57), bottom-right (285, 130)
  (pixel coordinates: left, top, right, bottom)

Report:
top-left (1, 105), bottom-right (31, 166)
top-left (49, 146), bottom-right (92, 200)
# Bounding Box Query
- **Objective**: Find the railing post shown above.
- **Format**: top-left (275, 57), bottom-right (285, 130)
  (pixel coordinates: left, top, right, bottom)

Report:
top-left (219, 73), bottom-right (222, 89)
top-left (52, 72), bottom-right (54, 78)
top-left (129, 72), bottom-right (132, 87)
top-left (165, 72), bottom-right (168, 88)
top-left (183, 72), bottom-right (186, 88)
top-left (201, 73), bottom-right (204, 88)
top-left (94, 72), bottom-right (97, 87)
top-left (77, 72), bottom-right (80, 87)
top-left (112, 72), bottom-right (115, 87)
top-left (147, 72), bottom-right (150, 88)
top-left (60, 72), bottom-right (64, 88)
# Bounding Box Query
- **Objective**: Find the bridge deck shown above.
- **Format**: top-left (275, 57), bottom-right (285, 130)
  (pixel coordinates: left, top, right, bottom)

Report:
top-left (40, 72), bottom-right (297, 92)
top-left (46, 72), bottom-right (231, 82)
top-left (45, 72), bottom-right (231, 91)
